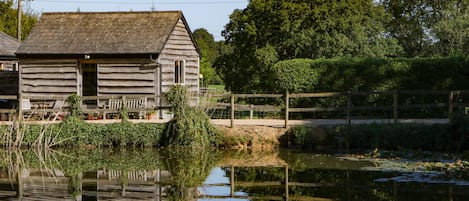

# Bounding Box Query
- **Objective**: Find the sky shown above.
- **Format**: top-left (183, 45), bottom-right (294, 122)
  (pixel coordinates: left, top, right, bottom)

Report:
top-left (24, 0), bottom-right (248, 41)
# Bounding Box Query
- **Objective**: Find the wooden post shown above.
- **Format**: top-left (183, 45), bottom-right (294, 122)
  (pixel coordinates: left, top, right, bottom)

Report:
top-left (17, 94), bottom-right (22, 121)
top-left (393, 90), bottom-right (398, 124)
top-left (449, 91), bottom-right (454, 119)
top-left (230, 94), bottom-right (235, 128)
top-left (284, 165), bottom-right (289, 201)
top-left (16, 167), bottom-right (23, 199)
top-left (449, 185), bottom-right (453, 201)
top-left (230, 165), bottom-right (235, 197)
top-left (15, 94), bottom-right (22, 147)
top-left (157, 169), bottom-right (161, 201)
top-left (346, 91), bottom-right (351, 127)
top-left (284, 91), bottom-right (289, 128)
top-left (249, 104), bottom-right (254, 119)
top-left (17, 0), bottom-right (22, 41)
top-left (393, 181), bottom-right (398, 201)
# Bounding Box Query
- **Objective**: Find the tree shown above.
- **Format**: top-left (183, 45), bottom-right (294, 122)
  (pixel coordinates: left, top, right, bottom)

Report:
top-left (0, 0), bottom-right (38, 40)
top-left (431, 0), bottom-right (468, 56)
top-left (216, 0), bottom-right (401, 93)
top-left (193, 28), bottom-right (222, 86)
top-left (380, 0), bottom-right (468, 57)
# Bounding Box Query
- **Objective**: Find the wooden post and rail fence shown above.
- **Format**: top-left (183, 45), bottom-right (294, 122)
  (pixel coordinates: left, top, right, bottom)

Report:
top-left (0, 90), bottom-right (468, 126)
top-left (222, 90), bottom-right (469, 128)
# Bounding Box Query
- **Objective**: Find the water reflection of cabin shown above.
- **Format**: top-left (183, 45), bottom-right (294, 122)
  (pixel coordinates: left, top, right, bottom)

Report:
top-left (15, 11), bottom-right (200, 114)
top-left (0, 31), bottom-right (20, 95)
top-left (0, 168), bottom-right (171, 201)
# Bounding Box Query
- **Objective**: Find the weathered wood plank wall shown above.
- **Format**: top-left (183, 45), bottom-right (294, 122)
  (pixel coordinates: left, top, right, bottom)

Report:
top-left (98, 63), bottom-right (156, 96)
top-left (98, 62), bottom-right (157, 107)
top-left (20, 60), bottom-right (78, 96)
top-left (158, 19), bottom-right (199, 94)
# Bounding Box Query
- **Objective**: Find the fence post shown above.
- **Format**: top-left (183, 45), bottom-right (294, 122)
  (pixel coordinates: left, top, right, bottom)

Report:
top-left (284, 165), bottom-right (289, 200)
top-left (249, 104), bottom-right (254, 120)
top-left (230, 93), bottom-right (235, 128)
top-left (346, 91), bottom-right (351, 127)
top-left (393, 90), bottom-right (399, 124)
top-left (15, 94), bottom-right (22, 147)
top-left (285, 91), bottom-right (289, 128)
top-left (448, 90), bottom-right (454, 119)
top-left (17, 94), bottom-right (22, 121)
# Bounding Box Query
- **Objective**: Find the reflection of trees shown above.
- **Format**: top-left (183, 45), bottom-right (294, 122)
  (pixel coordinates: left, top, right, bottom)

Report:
top-left (160, 148), bottom-right (221, 201)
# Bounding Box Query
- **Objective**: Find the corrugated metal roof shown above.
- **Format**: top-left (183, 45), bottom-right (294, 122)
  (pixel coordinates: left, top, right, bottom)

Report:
top-left (0, 32), bottom-right (21, 56)
top-left (16, 11), bottom-right (183, 55)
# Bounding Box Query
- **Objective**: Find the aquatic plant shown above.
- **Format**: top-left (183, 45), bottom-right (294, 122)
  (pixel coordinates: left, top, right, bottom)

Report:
top-left (163, 85), bottom-right (222, 147)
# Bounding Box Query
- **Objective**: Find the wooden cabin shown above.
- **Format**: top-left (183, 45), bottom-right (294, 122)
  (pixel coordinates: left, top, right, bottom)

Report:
top-left (0, 31), bottom-right (20, 72)
top-left (0, 32), bottom-right (20, 95)
top-left (15, 11), bottom-right (200, 113)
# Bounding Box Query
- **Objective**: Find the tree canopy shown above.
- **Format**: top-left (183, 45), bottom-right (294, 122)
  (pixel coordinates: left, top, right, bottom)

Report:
top-left (0, 0), bottom-right (38, 40)
top-left (381, 0), bottom-right (468, 57)
top-left (193, 28), bottom-right (223, 86)
top-left (216, 0), bottom-right (468, 93)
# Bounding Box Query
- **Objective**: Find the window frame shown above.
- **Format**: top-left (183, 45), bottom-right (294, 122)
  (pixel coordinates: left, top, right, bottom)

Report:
top-left (174, 60), bottom-right (185, 84)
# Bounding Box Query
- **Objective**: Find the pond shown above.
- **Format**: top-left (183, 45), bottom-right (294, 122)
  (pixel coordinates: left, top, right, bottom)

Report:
top-left (0, 148), bottom-right (467, 201)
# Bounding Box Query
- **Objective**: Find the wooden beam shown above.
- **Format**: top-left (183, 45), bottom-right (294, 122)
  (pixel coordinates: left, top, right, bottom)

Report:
top-left (231, 94), bottom-right (235, 128)
top-left (285, 91), bottom-right (289, 128)
top-left (290, 92), bottom-right (345, 98)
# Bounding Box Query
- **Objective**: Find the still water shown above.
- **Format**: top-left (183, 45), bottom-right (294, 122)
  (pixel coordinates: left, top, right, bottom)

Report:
top-left (0, 148), bottom-right (467, 201)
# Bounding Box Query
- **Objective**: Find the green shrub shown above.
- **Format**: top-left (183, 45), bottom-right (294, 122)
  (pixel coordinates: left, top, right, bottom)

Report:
top-left (162, 85), bottom-right (222, 147)
top-left (287, 125), bottom-right (313, 148)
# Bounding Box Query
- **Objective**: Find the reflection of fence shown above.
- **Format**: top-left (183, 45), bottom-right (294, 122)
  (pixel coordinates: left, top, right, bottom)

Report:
top-left (199, 165), bottom-right (469, 201)
top-left (200, 165), bottom-right (335, 201)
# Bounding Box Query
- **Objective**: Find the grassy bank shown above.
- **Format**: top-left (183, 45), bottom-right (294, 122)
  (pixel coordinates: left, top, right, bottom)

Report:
top-left (1, 109), bottom-right (467, 151)
top-left (0, 117), bottom-right (166, 148)
top-left (0, 86), bottom-right (224, 148)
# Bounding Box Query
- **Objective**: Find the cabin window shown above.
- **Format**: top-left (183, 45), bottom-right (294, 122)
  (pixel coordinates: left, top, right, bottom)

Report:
top-left (0, 63), bottom-right (3, 71)
top-left (12, 63), bottom-right (17, 72)
top-left (174, 60), bottom-right (185, 84)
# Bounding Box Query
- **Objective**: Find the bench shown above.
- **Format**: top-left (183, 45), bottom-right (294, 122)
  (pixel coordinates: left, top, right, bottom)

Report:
top-left (105, 97), bottom-right (147, 119)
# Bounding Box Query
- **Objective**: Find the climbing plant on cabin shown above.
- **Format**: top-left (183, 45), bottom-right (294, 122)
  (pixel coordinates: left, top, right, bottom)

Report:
top-left (162, 85), bottom-right (221, 147)
top-left (67, 94), bottom-right (82, 117)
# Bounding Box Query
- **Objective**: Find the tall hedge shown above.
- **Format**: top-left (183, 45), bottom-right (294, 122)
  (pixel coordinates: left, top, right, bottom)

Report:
top-left (270, 56), bottom-right (469, 93)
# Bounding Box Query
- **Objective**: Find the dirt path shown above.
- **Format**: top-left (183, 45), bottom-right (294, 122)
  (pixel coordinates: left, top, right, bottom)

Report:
top-left (211, 118), bottom-right (449, 127)
top-left (0, 118), bottom-right (449, 126)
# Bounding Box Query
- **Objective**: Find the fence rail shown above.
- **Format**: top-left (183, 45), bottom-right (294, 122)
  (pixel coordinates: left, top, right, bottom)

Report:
top-left (1, 90), bottom-right (469, 125)
top-left (212, 90), bottom-right (469, 128)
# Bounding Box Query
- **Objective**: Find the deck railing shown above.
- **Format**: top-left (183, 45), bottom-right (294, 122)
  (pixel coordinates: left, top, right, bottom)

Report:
top-left (1, 90), bottom-right (468, 126)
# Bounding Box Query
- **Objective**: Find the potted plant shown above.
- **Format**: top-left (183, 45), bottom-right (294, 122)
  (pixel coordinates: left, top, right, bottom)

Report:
top-left (147, 111), bottom-right (157, 120)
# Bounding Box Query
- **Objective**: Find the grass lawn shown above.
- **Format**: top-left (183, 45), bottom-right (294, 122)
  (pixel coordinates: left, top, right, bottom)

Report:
top-left (208, 85), bottom-right (225, 92)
